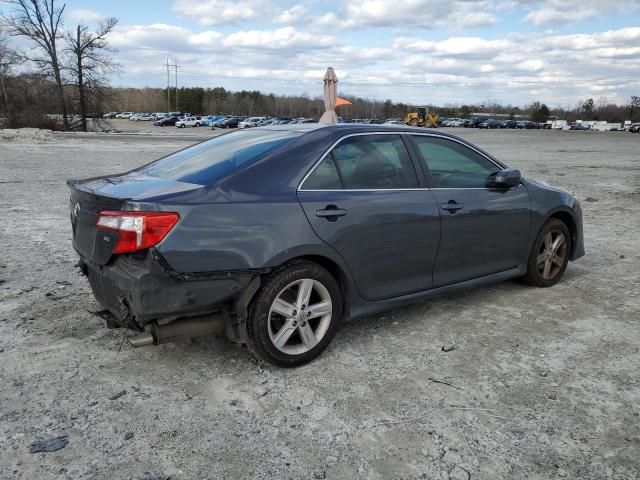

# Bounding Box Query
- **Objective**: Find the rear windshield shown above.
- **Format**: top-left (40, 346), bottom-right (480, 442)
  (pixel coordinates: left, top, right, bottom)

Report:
top-left (138, 129), bottom-right (301, 185)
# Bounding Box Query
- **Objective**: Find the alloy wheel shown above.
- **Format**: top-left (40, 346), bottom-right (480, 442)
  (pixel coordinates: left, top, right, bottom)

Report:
top-left (268, 278), bottom-right (332, 355)
top-left (537, 229), bottom-right (567, 280)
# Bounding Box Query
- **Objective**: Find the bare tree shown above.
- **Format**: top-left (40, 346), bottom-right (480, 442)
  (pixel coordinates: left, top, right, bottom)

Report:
top-left (1, 0), bottom-right (69, 129)
top-left (64, 17), bottom-right (118, 131)
top-left (628, 96), bottom-right (640, 122)
top-left (0, 30), bottom-right (21, 114)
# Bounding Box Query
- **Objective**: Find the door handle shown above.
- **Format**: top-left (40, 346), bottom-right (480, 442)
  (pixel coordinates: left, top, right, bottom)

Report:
top-left (441, 201), bottom-right (463, 212)
top-left (316, 205), bottom-right (347, 221)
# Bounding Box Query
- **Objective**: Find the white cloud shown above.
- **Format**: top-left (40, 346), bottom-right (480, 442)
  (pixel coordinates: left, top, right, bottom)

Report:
top-left (516, 59), bottom-right (545, 71)
top-left (456, 12), bottom-right (499, 29)
top-left (523, 0), bottom-right (640, 25)
top-left (223, 27), bottom-right (334, 50)
top-left (316, 0), bottom-right (499, 30)
top-left (109, 24), bottom-right (224, 54)
top-left (172, 0), bottom-right (266, 26)
top-left (397, 37), bottom-right (511, 57)
top-left (67, 8), bottom-right (106, 24)
top-left (274, 5), bottom-right (308, 24)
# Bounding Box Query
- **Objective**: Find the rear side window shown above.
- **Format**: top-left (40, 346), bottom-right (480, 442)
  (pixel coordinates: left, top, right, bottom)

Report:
top-left (138, 130), bottom-right (300, 185)
top-left (302, 134), bottom-right (418, 190)
top-left (412, 136), bottom-right (500, 188)
top-left (302, 156), bottom-right (342, 189)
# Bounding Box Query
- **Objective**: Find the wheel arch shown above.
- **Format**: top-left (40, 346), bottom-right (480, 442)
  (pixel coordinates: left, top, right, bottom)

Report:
top-left (542, 207), bottom-right (578, 258)
top-left (279, 254), bottom-right (351, 318)
top-left (229, 250), bottom-right (353, 339)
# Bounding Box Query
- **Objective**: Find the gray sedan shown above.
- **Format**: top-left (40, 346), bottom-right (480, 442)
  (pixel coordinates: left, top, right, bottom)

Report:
top-left (68, 124), bottom-right (584, 366)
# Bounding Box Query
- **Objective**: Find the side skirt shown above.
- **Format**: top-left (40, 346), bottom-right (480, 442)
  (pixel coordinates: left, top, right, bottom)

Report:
top-left (349, 266), bottom-right (526, 319)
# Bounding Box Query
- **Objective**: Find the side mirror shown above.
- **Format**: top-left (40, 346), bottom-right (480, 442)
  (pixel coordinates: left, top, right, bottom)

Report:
top-left (492, 168), bottom-right (522, 188)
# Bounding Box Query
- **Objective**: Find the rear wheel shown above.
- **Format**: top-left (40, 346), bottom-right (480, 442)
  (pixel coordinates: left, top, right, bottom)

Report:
top-left (523, 218), bottom-right (571, 287)
top-left (246, 261), bottom-right (342, 367)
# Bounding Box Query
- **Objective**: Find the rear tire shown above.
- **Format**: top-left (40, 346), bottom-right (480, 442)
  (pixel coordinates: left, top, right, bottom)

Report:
top-left (246, 261), bottom-right (342, 367)
top-left (523, 218), bottom-right (571, 287)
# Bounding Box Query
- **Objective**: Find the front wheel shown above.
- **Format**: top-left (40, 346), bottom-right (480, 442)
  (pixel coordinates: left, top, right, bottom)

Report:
top-left (246, 261), bottom-right (342, 367)
top-left (523, 218), bottom-right (571, 287)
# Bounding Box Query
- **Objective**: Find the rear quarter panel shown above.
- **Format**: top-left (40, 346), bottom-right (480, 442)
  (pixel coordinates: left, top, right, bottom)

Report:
top-left (152, 200), bottom-right (338, 273)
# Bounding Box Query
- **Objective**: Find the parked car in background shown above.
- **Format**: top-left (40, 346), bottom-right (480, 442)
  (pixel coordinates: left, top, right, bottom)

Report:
top-left (465, 118), bottom-right (483, 128)
top-left (116, 112), bottom-right (133, 119)
top-left (239, 117), bottom-right (266, 128)
top-left (216, 116), bottom-right (244, 128)
top-left (570, 123), bottom-right (590, 130)
top-left (210, 116), bottom-right (230, 128)
top-left (629, 123), bottom-right (640, 133)
top-left (68, 124), bottom-right (585, 367)
top-left (154, 116), bottom-right (179, 126)
top-left (134, 114), bottom-right (154, 121)
top-left (102, 112), bottom-right (118, 119)
top-left (500, 120), bottom-right (517, 129)
top-left (201, 115), bottom-right (225, 127)
top-left (175, 116), bottom-right (202, 128)
top-left (478, 119), bottom-right (501, 129)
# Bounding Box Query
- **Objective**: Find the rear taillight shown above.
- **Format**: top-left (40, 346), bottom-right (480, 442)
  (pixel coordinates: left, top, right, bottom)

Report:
top-left (96, 211), bottom-right (179, 254)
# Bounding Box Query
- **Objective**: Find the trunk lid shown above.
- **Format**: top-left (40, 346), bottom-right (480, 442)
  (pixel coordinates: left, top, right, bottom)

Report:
top-left (68, 172), bottom-right (201, 265)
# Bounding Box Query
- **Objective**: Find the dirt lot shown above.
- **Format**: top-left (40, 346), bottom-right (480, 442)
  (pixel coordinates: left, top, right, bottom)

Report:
top-left (1, 126), bottom-right (639, 480)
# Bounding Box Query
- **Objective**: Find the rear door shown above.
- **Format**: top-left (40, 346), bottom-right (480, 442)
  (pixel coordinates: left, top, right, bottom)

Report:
top-left (409, 135), bottom-right (531, 287)
top-left (297, 133), bottom-right (440, 301)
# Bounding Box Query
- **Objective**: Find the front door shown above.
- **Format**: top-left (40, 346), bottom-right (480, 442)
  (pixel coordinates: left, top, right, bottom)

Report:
top-left (297, 133), bottom-right (441, 301)
top-left (410, 135), bottom-right (531, 287)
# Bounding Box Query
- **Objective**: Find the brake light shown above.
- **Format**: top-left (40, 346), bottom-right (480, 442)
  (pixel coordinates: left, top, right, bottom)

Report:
top-left (96, 211), bottom-right (179, 254)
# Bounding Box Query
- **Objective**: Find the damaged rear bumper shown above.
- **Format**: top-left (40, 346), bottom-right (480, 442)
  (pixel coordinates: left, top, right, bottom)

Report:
top-left (79, 249), bottom-right (259, 329)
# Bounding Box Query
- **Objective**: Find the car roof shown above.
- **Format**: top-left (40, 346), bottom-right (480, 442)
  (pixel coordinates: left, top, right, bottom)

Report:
top-left (258, 122), bottom-right (468, 141)
top-left (253, 123), bottom-right (506, 169)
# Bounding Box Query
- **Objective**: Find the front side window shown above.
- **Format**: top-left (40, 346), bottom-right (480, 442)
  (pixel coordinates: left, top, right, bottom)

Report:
top-left (302, 134), bottom-right (418, 190)
top-left (412, 136), bottom-right (500, 188)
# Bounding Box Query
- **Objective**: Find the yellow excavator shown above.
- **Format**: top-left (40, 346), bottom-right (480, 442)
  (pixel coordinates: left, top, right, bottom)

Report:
top-left (405, 106), bottom-right (439, 127)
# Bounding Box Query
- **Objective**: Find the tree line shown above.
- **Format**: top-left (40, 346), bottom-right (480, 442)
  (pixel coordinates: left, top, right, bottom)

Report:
top-left (0, 0), bottom-right (117, 131)
top-left (1, 1), bottom-right (638, 129)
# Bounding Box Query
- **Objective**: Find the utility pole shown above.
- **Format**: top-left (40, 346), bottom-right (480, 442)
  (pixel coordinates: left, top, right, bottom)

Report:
top-left (166, 58), bottom-right (170, 112)
top-left (174, 58), bottom-right (179, 113)
top-left (165, 58), bottom-right (178, 112)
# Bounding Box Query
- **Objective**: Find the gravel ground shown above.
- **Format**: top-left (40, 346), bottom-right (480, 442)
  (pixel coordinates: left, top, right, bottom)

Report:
top-left (0, 127), bottom-right (639, 480)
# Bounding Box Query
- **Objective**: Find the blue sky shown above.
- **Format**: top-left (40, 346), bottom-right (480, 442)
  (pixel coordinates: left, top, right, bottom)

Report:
top-left (4, 0), bottom-right (640, 106)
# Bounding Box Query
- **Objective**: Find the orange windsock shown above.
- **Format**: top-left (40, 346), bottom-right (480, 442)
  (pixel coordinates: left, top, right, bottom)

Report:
top-left (335, 97), bottom-right (352, 107)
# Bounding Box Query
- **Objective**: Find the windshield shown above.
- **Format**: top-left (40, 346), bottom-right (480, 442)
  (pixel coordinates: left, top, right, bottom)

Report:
top-left (137, 129), bottom-right (301, 185)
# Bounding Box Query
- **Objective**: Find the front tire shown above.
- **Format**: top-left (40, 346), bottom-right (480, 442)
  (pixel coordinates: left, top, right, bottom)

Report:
top-left (246, 261), bottom-right (342, 367)
top-left (523, 218), bottom-right (571, 287)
